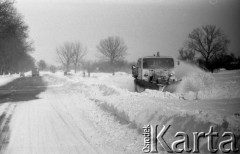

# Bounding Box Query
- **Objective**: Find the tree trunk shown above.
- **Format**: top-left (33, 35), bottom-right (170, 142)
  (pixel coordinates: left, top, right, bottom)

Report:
top-left (74, 64), bottom-right (77, 73)
top-left (111, 61), bottom-right (115, 76)
top-left (205, 58), bottom-right (209, 70)
top-left (205, 57), bottom-right (213, 73)
top-left (66, 64), bottom-right (69, 72)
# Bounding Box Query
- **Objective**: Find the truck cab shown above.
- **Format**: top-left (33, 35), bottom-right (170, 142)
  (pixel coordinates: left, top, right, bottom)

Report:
top-left (32, 68), bottom-right (40, 77)
top-left (132, 55), bottom-right (180, 92)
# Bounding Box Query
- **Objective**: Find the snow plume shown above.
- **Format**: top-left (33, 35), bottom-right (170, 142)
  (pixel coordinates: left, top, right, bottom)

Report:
top-left (174, 62), bottom-right (216, 99)
top-left (174, 62), bottom-right (240, 99)
top-left (174, 61), bottom-right (206, 79)
top-left (176, 72), bottom-right (215, 93)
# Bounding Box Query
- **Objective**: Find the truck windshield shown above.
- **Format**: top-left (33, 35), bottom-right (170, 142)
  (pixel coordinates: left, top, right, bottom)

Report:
top-left (143, 58), bottom-right (174, 69)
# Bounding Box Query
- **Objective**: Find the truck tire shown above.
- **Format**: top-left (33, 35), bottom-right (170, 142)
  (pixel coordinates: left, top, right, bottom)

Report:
top-left (134, 82), bottom-right (145, 93)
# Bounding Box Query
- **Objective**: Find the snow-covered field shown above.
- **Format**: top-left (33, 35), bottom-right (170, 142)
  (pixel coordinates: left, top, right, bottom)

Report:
top-left (0, 65), bottom-right (240, 153)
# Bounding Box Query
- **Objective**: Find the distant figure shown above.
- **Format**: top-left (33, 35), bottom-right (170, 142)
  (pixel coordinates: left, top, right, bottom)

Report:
top-left (83, 71), bottom-right (85, 77)
top-left (88, 71), bottom-right (90, 77)
top-left (64, 71), bottom-right (68, 76)
top-left (20, 72), bottom-right (25, 77)
top-left (32, 68), bottom-right (39, 77)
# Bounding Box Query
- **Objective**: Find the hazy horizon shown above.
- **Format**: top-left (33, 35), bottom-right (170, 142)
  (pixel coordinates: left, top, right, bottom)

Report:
top-left (15, 0), bottom-right (240, 65)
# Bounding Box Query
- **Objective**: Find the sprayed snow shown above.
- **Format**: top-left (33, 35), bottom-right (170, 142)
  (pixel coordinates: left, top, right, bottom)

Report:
top-left (173, 62), bottom-right (240, 99)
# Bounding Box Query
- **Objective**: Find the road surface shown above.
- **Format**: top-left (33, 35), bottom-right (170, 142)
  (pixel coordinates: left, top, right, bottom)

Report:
top-left (0, 76), bottom-right (139, 154)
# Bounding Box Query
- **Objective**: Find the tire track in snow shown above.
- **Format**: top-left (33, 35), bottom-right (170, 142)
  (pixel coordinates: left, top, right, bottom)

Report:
top-left (48, 94), bottom-right (100, 154)
top-left (0, 104), bottom-right (16, 153)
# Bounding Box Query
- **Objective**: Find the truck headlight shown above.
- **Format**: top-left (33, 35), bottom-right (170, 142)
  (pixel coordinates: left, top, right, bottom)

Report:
top-left (169, 71), bottom-right (175, 77)
top-left (144, 72), bottom-right (148, 77)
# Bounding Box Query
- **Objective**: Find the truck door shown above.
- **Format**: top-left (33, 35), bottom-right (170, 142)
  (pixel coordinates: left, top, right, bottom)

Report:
top-left (137, 59), bottom-right (142, 80)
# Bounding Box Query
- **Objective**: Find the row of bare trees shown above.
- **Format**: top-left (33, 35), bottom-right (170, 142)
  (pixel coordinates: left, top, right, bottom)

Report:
top-left (57, 25), bottom-right (234, 74)
top-left (56, 42), bottom-right (87, 73)
top-left (56, 36), bottom-right (127, 75)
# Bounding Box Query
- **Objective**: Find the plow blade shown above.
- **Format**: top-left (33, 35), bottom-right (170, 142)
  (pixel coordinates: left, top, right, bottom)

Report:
top-left (134, 79), bottom-right (181, 93)
top-left (162, 80), bottom-right (181, 93)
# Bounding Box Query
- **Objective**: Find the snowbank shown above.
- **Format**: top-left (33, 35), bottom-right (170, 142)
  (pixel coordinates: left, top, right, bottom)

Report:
top-left (56, 70), bottom-right (239, 126)
top-left (62, 65), bottom-right (240, 100)
top-left (174, 62), bottom-right (240, 100)
top-left (0, 74), bottom-right (19, 87)
top-left (38, 70), bottom-right (240, 130)
top-left (56, 71), bottom-right (239, 153)
top-left (25, 71), bottom-right (239, 153)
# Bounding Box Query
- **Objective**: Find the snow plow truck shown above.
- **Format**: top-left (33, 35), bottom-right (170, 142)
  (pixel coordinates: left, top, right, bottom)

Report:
top-left (32, 67), bottom-right (40, 77)
top-left (132, 53), bottom-right (181, 93)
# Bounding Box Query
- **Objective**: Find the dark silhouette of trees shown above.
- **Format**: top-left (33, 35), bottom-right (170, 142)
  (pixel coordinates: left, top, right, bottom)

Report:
top-left (14, 53), bottom-right (35, 73)
top-left (49, 65), bottom-right (57, 73)
top-left (0, 0), bottom-right (34, 74)
top-left (95, 60), bottom-right (132, 73)
top-left (211, 53), bottom-right (240, 70)
top-left (180, 25), bottom-right (230, 72)
top-left (97, 36), bottom-right (127, 75)
top-left (37, 60), bottom-right (47, 71)
top-left (81, 60), bottom-right (133, 75)
top-left (178, 47), bottom-right (196, 63)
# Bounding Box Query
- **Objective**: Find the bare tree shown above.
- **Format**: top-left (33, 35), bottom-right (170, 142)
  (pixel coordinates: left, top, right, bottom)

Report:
top-left (37, 60), bottom-right (47, 71)
top-left (178, 47), bottom-right (196, 63)
top-left (97, 36), bottom-right (127, 75)
top-left (49, 65), bottom-right (57, 73)
top-left (56, 42), bottom-right (74, 72)
top-left (0, 0), bottom-right (34, 74)
top-left (182, 25), bottom-right (230, 71)
top-left (72, 42), bottom-right (87, 73)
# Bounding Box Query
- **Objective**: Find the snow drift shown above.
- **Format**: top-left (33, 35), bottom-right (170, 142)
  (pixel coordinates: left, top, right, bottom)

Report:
top-left (1, 70), bottom-right (239, 153)
top-left (174, 62), bottom-right (240, 99)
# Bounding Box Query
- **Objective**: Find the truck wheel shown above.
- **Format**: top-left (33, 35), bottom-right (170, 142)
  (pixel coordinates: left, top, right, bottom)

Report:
top-left (135, 82), bottom-right (145, 93)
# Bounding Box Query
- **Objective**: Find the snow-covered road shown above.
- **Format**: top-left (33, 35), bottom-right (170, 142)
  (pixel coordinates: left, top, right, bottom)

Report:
top-left (0, 70), bottom-right (240, 154)
top-left (0, 75), bottom-right (140, 154)
top-left (5, 90), bottom-right (103, 154)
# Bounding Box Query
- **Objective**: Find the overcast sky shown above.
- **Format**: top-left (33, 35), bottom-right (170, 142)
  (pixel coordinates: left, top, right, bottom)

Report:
top-left (15, 0), bottom-right (240, 65)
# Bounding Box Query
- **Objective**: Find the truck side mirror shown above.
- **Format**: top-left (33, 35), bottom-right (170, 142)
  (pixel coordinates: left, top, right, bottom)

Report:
top-left (132, 65), bottom-right (138, 78)
top-left (132, 65), bottom-right (136, 70)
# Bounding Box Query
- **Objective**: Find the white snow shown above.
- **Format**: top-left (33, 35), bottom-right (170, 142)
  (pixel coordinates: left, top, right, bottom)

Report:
top-left (45, 67), bottom-right (240, 130)
top-left (0, 67), bottom-right (240, 154)
top-left (62, 63), bottom-right (240, 100)
top-left (0, 74), bottom-right (19, 86)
